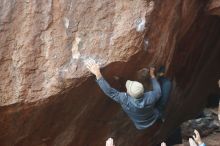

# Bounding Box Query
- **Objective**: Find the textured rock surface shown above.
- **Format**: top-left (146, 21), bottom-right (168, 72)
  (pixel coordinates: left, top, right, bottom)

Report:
top-left (207, 0), bottom-right (220, 16)
top-left (0, 0), bottom-right (153, 105)
top-left (0, 0), bottom-right (220, 146)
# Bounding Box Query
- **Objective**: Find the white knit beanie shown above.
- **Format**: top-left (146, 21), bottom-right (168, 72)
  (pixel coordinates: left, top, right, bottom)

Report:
top-left (125, 80), bottom-right (144, 98)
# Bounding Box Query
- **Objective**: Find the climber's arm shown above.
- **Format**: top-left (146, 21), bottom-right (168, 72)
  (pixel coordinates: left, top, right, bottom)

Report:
top-left (86, 61), bottom-right (126, 104)
top-left (96, 77), bottom-right (127, 103)
top-left (145, 67), bottom-right (161, 104)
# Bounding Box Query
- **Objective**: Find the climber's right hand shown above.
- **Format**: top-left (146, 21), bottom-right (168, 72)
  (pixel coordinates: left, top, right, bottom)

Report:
top-left (86, 60), bottom-right (102, 79)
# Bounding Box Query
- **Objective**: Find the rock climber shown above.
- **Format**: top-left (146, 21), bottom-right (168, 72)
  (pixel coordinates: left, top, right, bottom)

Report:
top-left (86, 60), bottom-right (161, 130)
top-left (136, 66), bottom-right (172, 120)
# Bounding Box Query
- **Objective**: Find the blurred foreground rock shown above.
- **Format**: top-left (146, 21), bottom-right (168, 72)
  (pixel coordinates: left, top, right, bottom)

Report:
top-left (181, 109), bottom-right (220, 139)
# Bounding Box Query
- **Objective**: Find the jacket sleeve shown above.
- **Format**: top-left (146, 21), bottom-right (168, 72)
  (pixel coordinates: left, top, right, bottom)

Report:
top-left (96, 77), bottom-right (127, 104)
top-left (199, 143), bottom-right (206, 146)
top-left (145, 78), bottom-right (161, 104)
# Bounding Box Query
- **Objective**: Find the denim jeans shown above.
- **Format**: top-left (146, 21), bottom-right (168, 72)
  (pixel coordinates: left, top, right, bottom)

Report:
top-left (156, 76), bottom-right (172, 118)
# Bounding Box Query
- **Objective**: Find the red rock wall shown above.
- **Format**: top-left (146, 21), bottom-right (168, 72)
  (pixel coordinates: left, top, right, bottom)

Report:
top-left (0, 0), bottom-right (220, 146)
top-left (208, 0), bottom-right (220, 16)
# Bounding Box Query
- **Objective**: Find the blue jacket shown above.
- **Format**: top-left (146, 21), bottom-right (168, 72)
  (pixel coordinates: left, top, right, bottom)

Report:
top-left (96, 77), bottom-right (161, 130)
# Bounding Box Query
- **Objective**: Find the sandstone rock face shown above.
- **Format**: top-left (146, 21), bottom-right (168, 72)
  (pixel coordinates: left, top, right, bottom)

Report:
top-left (0, 0), bottom-right (220, 146)
top-left (0, 0), bottom-right (154, 105)
top-left (208, 0), bottom-right (220, 16)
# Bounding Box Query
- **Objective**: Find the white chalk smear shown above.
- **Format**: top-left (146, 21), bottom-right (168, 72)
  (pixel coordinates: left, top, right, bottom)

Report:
top-left (144, 38), bottom-right (149, 51)
top-left (64, 17), bottom-right (69, 28)
top-left (146, 1), bottom-right (155, 14)
top-left (82, 56), bottom-right (104, 68)
top-left (109, 33), bottom-right (114, 45)
top-left (59, 58), bottom-right (78, 78)
top-left (135, 17), bottom-right (146, 32)
top-left (72, 52), bottom-right (80, 59)
top-left (83, 58), bottom-right (97, 66)
top-left (72, 37), bottom-right (81, 59)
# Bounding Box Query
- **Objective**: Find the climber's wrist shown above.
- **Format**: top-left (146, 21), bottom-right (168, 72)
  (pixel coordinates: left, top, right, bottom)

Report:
top-left (197, 140), bottom-right (204, 145)
top-left (150, 75), bottom-right (156, 78)
top-left (96, 72), bottom-right (102, 80)
top-left (198, 142), bottom-right (206, 146)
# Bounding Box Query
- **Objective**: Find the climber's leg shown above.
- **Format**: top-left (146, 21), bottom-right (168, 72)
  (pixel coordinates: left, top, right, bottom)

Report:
top-left (156, 66), bottom-right (172, 119)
